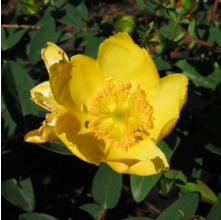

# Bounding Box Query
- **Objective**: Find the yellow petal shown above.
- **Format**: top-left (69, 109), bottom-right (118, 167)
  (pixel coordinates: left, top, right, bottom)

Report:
top-left (24, 123), bottom-right (58, 143)
top-left (55, 111), bottom-right (105, 165)
top-left (25, 130), bottom-right (47, 143)
top-left (31, 81), bottom-right (52, 111)
top-left (97, 32), bottom-right (159, 88)
top-left (42, 42), bottom-right (69, 72)
top-left (50, 55), bottom-right (106, 112)
top-left (104, 138), bottom-right (169, 176)
top-left (148, 73), bottom-right (188, 142)
top-left (49, 63), bottom-right (76, 112)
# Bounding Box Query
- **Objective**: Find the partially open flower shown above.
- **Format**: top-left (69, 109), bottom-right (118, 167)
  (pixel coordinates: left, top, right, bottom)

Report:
top-left (25, 32), bottom-right (188, 176)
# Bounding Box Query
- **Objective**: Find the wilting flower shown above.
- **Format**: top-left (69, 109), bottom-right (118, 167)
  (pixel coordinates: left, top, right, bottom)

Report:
top-left (25, 32), bottom-right (188, 176)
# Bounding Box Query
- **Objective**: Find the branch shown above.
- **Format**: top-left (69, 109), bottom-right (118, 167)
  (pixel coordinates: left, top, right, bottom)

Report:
top-left (97, 208), bottom-right (107, 220)
top-left (179, 24), bottom-right (221, 51)
top-left (170, 14), bottom-right (183, 41)
top-left (1, 24), bottom-right (40, 29)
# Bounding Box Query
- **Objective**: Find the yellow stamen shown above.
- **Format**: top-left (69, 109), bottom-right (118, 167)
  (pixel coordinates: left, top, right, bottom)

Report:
top-left (88, 83), bottom-right (154, 149)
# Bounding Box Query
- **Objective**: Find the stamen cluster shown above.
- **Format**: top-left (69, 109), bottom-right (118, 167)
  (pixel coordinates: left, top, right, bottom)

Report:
top-left (88, 83), bottom-right (154, 149)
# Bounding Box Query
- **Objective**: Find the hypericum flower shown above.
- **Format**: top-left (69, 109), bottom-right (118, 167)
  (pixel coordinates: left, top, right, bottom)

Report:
top-left (25, 32), bottom-right (188, 176)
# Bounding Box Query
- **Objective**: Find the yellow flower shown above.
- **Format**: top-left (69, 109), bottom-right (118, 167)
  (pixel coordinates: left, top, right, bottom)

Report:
top-left (25, 32), bottom-right (188, 176)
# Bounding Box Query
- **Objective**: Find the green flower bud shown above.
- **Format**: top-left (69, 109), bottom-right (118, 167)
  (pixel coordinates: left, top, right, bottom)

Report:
top-left (103, 14), bottom-right (136, 35)
top-left (20, 0), bottom-right (41, 15)
top-left (140, 33), bottom-right (166, 58)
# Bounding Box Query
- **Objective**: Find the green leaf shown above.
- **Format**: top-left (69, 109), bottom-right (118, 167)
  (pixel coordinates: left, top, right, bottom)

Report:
top-left (158, 131), bottom-right (181, 161)
top-left (37, 140), bottom-right (74, 155)
top-left (159, 21), bottom-right (181, 39)
top-left (176, 60), bottom-right (221, 91)
top-left (160, 178), bottom-right (180, 197)
top-left (180, 19), bottom-right (191, 24)
top-left (130, 133), bottom-right (180, 202)
top-left (79, 204), bottom-right (104, 220)
top-left (165, 8), bottom-right (176, 19)
top-left (29, 17), bottom-right (56, 65)
top-left (1, 61), bottom-right (38, 129)
top-left (1, 154), bottom-right (35, 212)
top-left (205, 143), bottom-right (221, 155)
top-left (154, 59), bottom-right (172, 71)
top-left (1, 27), bottom-right (6, 46)
top-left (177, 178), bottom-right (218, 204)
top-left (164, 170), bottom-right (187, 184)
top-left (2, 178), bottom-right (35, 212)
top-left (130, 173), bottom-right (162, 202)
top-left (92, 163), bottom-right (122, 209)
top-left (206, 193), bottom-right (221, 220)
top-left (206, 26), bottom-right (221, 46)
top-left (56, 3), bottom-right (84, 29)
top-left (1, 96), bottom-right (17, 139)
top-left (136, 0), bottom-right (145, 10)
top-left (76, 2), bottom-right (89, 20)
top-left (191, 157), bottom-right (203, 179)
top-left (173, 32), bottom-right (185, 42)
top-left (188, 18), bottom-right (196, 36)
top-left (159, 170), bottom-right (188, 197)
top-left (156, 193), bottom-right (199, 220)
top-left (19, 212), bottom-right (59, 220)
top-left (2, 28), bottom-right (29, 51)
top-left (188, 40), bottom-right (196, 49)
top-left (82, 34), bottom-right (106, 58)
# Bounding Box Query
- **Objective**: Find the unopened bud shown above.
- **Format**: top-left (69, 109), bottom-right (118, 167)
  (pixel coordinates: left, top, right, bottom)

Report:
top-left (140, 33), bottom-right (166, 58)
top-left (20, 0), bottom-right (41, 15)
top-left (103, 14), bottom-right (136, 35)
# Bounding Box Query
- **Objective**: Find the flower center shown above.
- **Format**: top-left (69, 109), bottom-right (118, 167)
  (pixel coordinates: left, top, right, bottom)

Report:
top-left (88, 83), bottom-right (154, 149)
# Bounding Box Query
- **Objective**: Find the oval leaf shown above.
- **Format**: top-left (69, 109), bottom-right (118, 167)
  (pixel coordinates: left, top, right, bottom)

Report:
top-left (19, 212), bottom-right (59, 220)
top-left (79, 203), bottom-right (104, 220)
top-left (177, 178), bottom-right (218, 204)
top-left (156, 193), bottom-right (199, 220)
top-left (154, 59), bottom-right (172, 71)
top-left (130, 173), bottom-right (162, 203)
top-left (29, 17), bottom-right (56, 65)
top-left (1, 61), bottom-right (38, 129)
top-left (176, 60), bottom-right (221, 91)
top-left (1, 96), bottom-right (17, 139)
top-left (92, 163), bottom-right (122, 209)
top-left (206, 193), bottom-right (221, 220)
top-left (37, 140), bottom-right (74, 155)
top-left (205, 143), bottom-right (221, 155)
top-left (56, 3), bottom-right (84, 29)
top-left (1, 154), bottom-right (35, 212)
top-left (2, 28), bottom-right (29, 51)
top-left (164, 170), bottom-right (187, 184)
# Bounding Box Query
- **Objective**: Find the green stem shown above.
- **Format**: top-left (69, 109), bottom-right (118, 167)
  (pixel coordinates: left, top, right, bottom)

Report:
top-left (170, 14), bottom-right (183, 41)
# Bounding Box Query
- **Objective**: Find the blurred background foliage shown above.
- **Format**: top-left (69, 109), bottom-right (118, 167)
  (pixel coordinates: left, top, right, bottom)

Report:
top-left (1, 0), bottom-right (221, 219)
